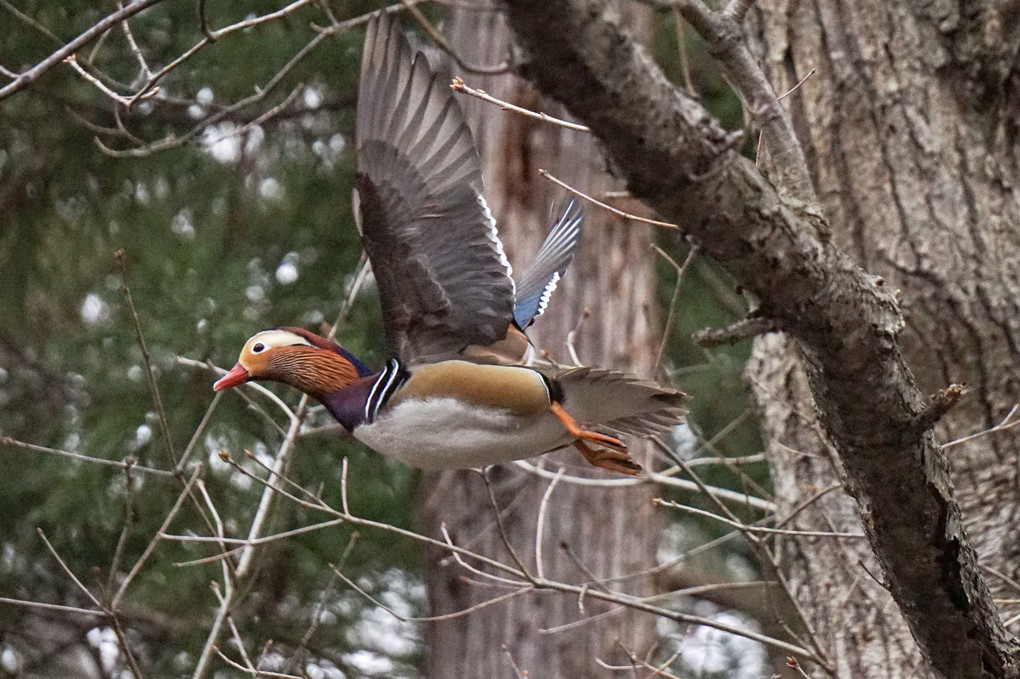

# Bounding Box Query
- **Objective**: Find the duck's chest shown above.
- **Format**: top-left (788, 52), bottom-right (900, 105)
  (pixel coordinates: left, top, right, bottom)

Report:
top-left (353, 396), bottom-right (569, 469)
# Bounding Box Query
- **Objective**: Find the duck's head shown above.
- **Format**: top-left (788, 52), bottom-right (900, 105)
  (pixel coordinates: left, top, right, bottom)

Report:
top-left (213, 327), bottom-right (372, 397)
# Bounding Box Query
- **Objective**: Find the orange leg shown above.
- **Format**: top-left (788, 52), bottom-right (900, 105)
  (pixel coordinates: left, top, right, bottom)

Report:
top-left (549, 402), bottom-right (640, 475)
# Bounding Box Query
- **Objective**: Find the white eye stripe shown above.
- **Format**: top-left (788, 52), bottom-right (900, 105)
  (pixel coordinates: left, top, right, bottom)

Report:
top-left (246, 329), bottom-right (314, 352)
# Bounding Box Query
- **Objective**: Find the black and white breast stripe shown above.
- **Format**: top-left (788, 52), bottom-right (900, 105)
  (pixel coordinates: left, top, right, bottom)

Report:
top-left (364, 358), bottom-right (409, 424)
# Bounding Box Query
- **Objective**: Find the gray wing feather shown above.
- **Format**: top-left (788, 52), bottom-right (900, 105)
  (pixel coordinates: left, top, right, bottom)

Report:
top-left (356, 13), bottom-right (515, 364)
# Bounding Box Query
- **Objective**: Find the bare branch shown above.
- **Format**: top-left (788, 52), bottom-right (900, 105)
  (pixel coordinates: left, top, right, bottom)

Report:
top-left (333, 564), bottom-right (533, 622)
top-left (654, 499), bottom-right (866, 539)
top-left (116, 249), bottom-right (177, 467)
top-left (513, 459), bottom-right (776, 512)
top-left (535, 468), bottom-right (564, 579)
top-left (693, 315), bottom-right (781, 347)
top-left (112, 465), bottom-right (203, 609)
top-left (451, 76), bottom-right (590, 131)
top-left (668, 0), bottom-right (816, 202)
top-left (653, 244), bottom-right (699, 373)
top-left (214, 649), bottom-right (302, 678)
top-left (0, 0), bottom-right (168, 101)
top-left (400, 0), bottom-right (511, 74)
top-left (539, 169), bottom-right (680, 229)
top-left (118, 0), bottom-right (153, 80)
top-left (0, 597), bottom-right (105, 617)
top-left (1, 436), bottom-right (174, 478)
top-left (944, 404), bottom-right (1020, 449)
top-left (191, 392), bottom-right (311, 678)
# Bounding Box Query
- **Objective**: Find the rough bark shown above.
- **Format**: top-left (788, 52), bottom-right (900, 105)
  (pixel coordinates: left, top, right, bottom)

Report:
top-left (499, 0), bottom-right (1020, 677)
top-left (416, 6), bottom-right (662, 677)
top-left (747, 1), bottom-right (1020, 676)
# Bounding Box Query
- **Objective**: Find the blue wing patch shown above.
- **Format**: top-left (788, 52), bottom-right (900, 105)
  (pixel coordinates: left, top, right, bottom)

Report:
top-left (513, 199), bottom-right (582, 328)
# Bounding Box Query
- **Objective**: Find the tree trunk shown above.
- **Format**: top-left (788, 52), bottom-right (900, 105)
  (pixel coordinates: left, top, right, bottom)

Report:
top-left (495, 0), bottom-right (1020, 676)
top-left (416, 5), bottom-right (662, 677)
top-left (746, 2), bottom-right (1020, 676)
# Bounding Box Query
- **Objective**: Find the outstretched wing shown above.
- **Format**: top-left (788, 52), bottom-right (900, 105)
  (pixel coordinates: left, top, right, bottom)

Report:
top-left (355, 13), bottom-right (515, 365)
top-left (512, 199), bottom-right (582, 328)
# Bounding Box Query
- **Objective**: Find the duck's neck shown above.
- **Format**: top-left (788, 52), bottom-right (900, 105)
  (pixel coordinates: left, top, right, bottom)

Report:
top-left (320, 358), bottom-right (408, 431)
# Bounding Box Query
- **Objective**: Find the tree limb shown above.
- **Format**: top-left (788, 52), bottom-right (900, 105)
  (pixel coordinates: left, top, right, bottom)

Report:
top-left (0, 0), bottom-right (168, 101)
top-left (501, 1), bottom-right (1020, 677)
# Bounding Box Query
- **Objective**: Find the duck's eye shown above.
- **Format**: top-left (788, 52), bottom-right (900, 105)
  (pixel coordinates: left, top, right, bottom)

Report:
top-left (252, 342), bottom-right (266, 353)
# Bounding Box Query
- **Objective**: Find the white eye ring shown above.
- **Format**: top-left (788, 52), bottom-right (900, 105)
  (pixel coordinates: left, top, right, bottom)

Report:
top-left (252, 342), bottom-right (266, 353)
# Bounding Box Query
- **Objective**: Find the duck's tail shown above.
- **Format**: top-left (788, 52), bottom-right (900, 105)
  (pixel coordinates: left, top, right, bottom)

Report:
top-left (550, 367), bottom-right (688, 438)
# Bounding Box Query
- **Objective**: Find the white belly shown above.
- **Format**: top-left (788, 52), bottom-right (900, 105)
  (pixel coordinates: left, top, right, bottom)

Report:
top-left (354, 397), bottom-right (571, 469)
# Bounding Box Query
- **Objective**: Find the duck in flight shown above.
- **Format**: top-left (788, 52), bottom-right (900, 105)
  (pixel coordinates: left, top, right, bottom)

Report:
top-left (213, 13), bottom-right (687, 474)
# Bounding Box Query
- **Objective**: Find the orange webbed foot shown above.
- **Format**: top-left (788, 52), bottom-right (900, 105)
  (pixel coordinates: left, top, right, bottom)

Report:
top-left (573, 440), bottom-right (641, 476)
top-left (549, 402), bottom-right (640, 475)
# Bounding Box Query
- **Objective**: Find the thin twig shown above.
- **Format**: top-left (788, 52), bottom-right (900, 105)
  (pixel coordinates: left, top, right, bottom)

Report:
top-left (451, 77), bottom-right (590, 131)
top-left (175, 356), bottom-right (297, 428)
top-left (333, 565), bottom-right (532, 622)
top-left (192, 393), bottom-right (311, 679)
top-left (688, 408), bottom-right (772, 500)
top-left (117, 249), bottom-right (177, 467)
top-left (672, 9), bottom-right (694, 94)
top-left (1, 0), bottom-right (61, 46)
top-left (559, 540), bottom-right (611, 593)
top-left (400, 0), bottom-right (511, 74)
top-left (104, 30), bottom-right (328, 157)
top-left (214, 649), bottom-right (302, 678)
top-left (513, 459), bottom-right (775, 512)
top-left (565, 308), bottom-right (591, 367)
top-left (328, 251), bottom-right (370, 340)
top-left (672, 0), bottom-right (816, 202)
top-left (482, 469), bottom-right (535, 581)
top-left (0, 0), bottom-right (168, 101)
top-left (211, 586), bottom-right (258, 675)
top-left (944, 404), bottom-right (1020, 449)
top-left (539, 169), bottom-right (680, 229)
top-left (980, 564), bottom-right (1020, 597)
top-left (38, 528), bottom-right (146, 678)
top-left (37, 530), bottom-right (102, 608)
top-left (777, 67), bottom-right (816, 101)
top-left (653, 244), bottom-right (699, 374)
top-left (0, 597), bottom-right (105, 617)
top-left (341, 457), bottom-right (351, 516)
top-left (112, 465), bottom-right (202, 609)
top-left (0, 436), bottom-right (173, 477)
top-left (539, 580), bottom-right (773, 635)
top-left (535, 468), bottom-right (564, 579)
top-left (654, 499), bottom-right (866, 539)
top-left (178, 392), bottom-right (222, 471)
top-left (440, 524), bottom-right (530, 587)
top-left (106, 464), bottom-right (137, 595)
top-left (502, 645), bottom-right (528, 679)
top-left (241, 449), bottom-right (330, 510)
top-left (118, 0), bottom-right (153, 79)
top-left (281, 533), bottom-right (358, 675)
top-left (64, 53), bottom-right (151, 107)
top-left (198, 0), bottom-right (214, 41)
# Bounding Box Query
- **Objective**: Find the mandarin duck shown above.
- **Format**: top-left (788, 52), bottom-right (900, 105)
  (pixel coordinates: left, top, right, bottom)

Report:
top-left (213, 13), bottom-right (688, 475)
